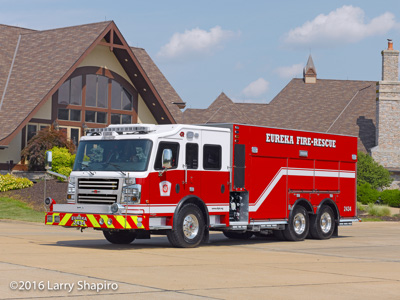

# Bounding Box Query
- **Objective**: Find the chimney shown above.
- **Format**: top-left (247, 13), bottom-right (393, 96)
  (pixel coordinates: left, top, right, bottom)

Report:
top-left (382, 39), bottom-right (399, 81)
top-left (303, 54), bottom-right (317, 84)
top-left (371, 39), bottom-right (400, 171)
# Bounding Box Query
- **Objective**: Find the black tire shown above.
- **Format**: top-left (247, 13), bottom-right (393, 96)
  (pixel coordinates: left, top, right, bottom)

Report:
top-left (103, 230), bottom-right (136, 244)
top-left (167, 204), bottom-right (205, 248)
top-left (309, 206), bottom-right (335, 240)
top-left (223, 231), bottom-right (253, 240)
top-left (283, 206), bottom-right (309, 241)
top-left (273, 230), bottom-right (286, 241)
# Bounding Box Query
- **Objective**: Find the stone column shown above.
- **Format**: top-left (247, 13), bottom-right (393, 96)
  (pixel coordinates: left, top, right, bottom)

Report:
top-left (371, 40), bottom-right (400, 170)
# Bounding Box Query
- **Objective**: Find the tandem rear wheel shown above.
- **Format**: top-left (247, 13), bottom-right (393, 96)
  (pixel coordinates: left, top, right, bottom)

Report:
top-left (309, 205), bottom-right (336, 239)
top-left (283, 206), bottom-right (309, 241)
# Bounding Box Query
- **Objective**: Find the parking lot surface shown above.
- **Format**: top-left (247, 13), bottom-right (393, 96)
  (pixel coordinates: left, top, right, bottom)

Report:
top-left (1, 220), bottom-right (400, 299)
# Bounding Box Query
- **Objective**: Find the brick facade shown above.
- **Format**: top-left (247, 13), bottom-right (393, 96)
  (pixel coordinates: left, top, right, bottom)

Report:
top-left (371, 41), bottom-right (400, 172)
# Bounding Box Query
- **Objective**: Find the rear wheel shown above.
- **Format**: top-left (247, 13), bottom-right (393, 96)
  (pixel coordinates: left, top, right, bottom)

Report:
top-left (309, 206), bottom-right (335, 239)
top-left (283, 206), bottom-right (309, 241)
top-left (103, 230), bottom-right (136, 244)
top-left (223, 231), bottom-right (253, 240)
top-left (167, 204), bottom-right (205, 248)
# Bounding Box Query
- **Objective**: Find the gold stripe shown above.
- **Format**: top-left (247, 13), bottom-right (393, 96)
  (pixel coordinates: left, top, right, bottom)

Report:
top-left (131, 216), bottom-right (145, 229)
top-left (59, 213), bottom-right (72, 226)
top-left (87, 215), bottom-right (100, 228)
top-left (115, 215), bottom-right (130, 229)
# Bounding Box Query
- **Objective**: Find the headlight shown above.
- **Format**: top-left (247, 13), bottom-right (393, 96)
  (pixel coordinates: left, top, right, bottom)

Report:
top-left (121, 184), bottom-right (141, 204)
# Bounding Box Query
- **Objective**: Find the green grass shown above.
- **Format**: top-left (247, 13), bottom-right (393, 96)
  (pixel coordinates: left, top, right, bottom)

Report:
top-left (0, 197), bottom-right (45, 223)
top-left (360, 217), bottom-right (383, 222)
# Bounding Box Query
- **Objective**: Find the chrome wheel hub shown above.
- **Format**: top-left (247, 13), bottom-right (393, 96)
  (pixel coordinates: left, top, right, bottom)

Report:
top-left (183, 214), bottom-right (199, 239)
top-left (320, 212), bottom-right (332, 234)
top-left (293, 213), bottom-right (306, 235)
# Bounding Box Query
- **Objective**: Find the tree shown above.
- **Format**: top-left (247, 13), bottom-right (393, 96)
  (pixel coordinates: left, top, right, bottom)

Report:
top-left (21, 126), bottom-right (75, 171)
top-left (357, 151), bottom-right (392, 190)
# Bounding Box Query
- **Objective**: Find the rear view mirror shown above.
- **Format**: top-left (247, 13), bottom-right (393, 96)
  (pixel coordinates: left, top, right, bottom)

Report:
top-left (162, 149), bottom-right (172, 169)
top-left (45, 151), bottom-right (52, 170)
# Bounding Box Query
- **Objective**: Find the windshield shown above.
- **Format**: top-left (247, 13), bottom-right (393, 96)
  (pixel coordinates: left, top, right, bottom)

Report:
top-left (73, 139), bottom-right (153, 172)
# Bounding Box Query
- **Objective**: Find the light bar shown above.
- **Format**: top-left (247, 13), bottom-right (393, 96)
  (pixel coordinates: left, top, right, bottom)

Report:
top-left (89, 124), bottom-right (156, 135)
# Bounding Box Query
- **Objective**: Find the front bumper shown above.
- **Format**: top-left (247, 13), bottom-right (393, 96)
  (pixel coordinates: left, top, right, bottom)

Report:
top-left (45, 212), bottom-right (148, 230)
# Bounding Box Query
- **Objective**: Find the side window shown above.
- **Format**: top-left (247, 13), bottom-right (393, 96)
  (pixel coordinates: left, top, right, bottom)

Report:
top-left (186, 143), bottom-right (198, 169)
top-left (154, 142), bottom-right (179, 170)
top-left (203, 144), bottom-right (222, 170)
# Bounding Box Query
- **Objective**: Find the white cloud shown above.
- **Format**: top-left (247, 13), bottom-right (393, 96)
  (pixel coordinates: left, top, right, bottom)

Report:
top-left (283, 5), bottom-right (396, 47)
top-left (275, 63), bottom-right (303, 79)
top-left (157, 26), bottom-right (237, 60)
top-left (242, 78), bottom-right (269, 98)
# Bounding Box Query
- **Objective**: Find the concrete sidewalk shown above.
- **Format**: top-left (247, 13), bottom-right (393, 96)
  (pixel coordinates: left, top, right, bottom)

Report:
top-left (0, 220), bottom-right (400, 299)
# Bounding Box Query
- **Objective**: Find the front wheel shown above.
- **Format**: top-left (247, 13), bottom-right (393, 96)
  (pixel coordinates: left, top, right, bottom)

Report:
top-left (167, 204), bottom-right (205, 248)
top-left (309, 206), bottom-right (335, 239)
top-left (103, 230), bottom-right (136, 244)
top-left (283, 206), bottom-right (309, 241)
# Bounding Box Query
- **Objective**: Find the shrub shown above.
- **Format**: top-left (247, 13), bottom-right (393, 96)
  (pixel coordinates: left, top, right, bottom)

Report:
top-left (0, 174), bottom-right (33, 192)
top-left (380, 189), bottom-right (400, 207)
top-left (21, 126), bottom-right (75, 171)
top-left (357, 151), bottom-right (392, 189)
top-left (357, 182), bottom-right (380, 204)
top-left (50, 146), bottom-right (75, 180)
top-left (357, 202), bottom-right (367, 211)
top-left (367, 203), bottom-right (391, 217)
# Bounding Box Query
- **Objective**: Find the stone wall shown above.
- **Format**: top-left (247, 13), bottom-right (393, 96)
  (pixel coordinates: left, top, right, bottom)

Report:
top-left (371, 43), bottom-right (400, 170)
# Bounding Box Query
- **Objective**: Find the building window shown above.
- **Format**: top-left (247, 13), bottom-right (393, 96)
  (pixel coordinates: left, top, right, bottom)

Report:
top-left (111, 81), bottom-right (133, 111)
top-left (54, 67), bottom-right (139, 131)
top-left (86, 75), bottom-right (108, 108)
top-left (58, 75), bottom-right (82, 105)
top-left (26, 123), bottom-right (50, 143)
top-left (85, 111), bottom-right (107, 124)
top-left (111, 113), bottom-right (131, 124)
top-left (58, 109), bottom-right (81, 122)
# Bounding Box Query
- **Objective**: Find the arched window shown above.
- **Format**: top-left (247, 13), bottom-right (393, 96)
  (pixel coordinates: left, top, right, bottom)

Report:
top-left (54, 67), bottom-right (138, 125)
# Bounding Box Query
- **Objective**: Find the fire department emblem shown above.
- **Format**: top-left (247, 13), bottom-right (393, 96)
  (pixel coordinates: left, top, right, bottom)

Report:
top-left (159, 181), bottom-right (171, 196)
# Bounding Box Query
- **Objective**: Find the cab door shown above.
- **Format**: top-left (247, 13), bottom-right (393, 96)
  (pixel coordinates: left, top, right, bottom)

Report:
top-left (184, 142), bottom-right (202, 196)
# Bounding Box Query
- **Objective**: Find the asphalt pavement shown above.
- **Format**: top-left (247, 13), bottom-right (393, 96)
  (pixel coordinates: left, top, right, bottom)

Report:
top-left (1, 220), bottom-right (400, 299)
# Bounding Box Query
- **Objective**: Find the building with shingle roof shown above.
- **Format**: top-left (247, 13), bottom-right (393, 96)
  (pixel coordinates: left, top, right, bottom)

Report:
top-left (0, 21), bottom-right (184, 170)
top-left (183, 56), bottom-right (377, 154)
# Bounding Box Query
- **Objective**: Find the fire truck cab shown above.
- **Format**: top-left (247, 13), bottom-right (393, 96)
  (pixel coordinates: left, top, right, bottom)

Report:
top-left (45, 123), bottom-right (359, 247)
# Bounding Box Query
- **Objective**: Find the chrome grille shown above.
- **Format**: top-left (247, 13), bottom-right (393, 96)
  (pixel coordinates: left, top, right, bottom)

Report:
top-left (77, 178), bottom-right (119, 205)
top-left (78, 178), bottom-right (119, 190)
top-left (77, 194), bottom-right (117, 205)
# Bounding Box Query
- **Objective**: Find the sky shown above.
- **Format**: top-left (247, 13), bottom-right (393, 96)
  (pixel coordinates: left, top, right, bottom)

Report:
top-left (2, 0), bottom-right (400, 109)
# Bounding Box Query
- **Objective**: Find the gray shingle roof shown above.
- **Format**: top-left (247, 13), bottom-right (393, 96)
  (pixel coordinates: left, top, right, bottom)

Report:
top-left (182, 79), bottom-right (377, 152)
top-left (0, 22), bottom-right (184, 145)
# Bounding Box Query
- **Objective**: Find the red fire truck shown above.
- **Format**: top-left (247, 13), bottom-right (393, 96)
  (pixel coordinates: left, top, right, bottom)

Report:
top-left (44, 123), bottom-right (359, 247)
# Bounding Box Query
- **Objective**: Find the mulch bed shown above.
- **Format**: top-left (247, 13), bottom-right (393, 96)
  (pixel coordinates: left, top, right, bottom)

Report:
top-left (1, 179), bottom-right (68, 211)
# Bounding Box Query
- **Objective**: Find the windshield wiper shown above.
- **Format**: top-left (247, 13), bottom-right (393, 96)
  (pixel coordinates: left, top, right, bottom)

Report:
top-left (107, 163), bottom-right (126, 176)
top-left (78, 163), bottom-right (95, 175)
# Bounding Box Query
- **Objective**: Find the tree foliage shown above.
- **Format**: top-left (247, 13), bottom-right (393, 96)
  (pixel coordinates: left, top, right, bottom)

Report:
top-left (50, 146), bottom-right (75, 179)
top-left (21, 126), bottom-right (75, 171)
top-left (357, 151), bottom-right (392, 190)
